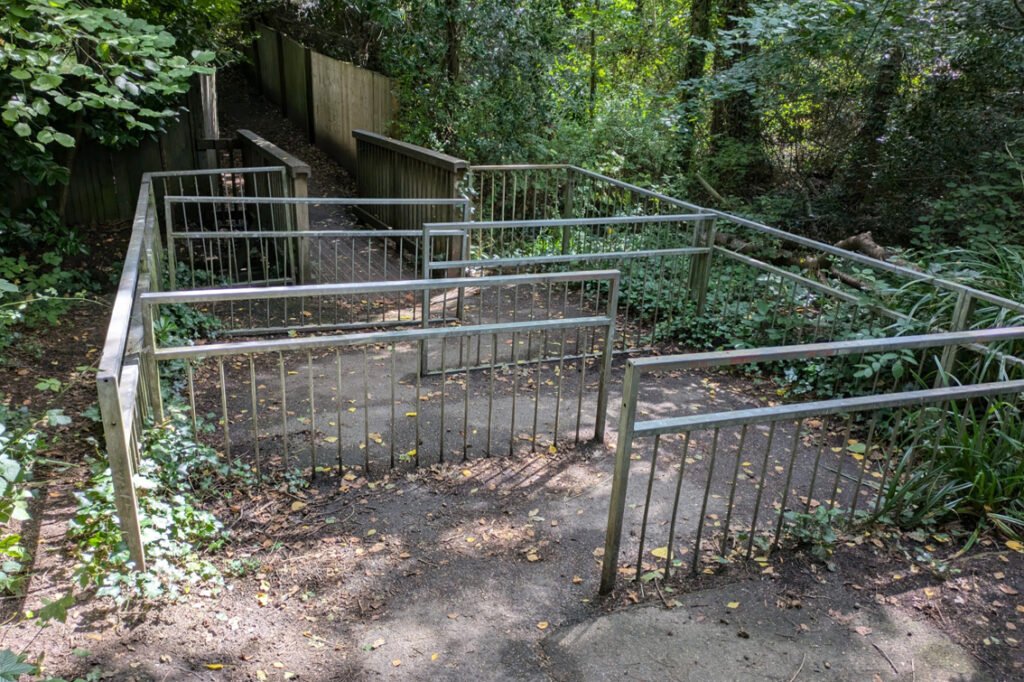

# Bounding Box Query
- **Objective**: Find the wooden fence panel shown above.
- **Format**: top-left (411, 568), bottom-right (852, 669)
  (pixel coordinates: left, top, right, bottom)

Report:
top-left (10, 112), bottom-right (198, 226)
top-left (305, 45), bottom-right (396, 173)
top-left (281, 35), bottom-right (310, 134)
top-left (256, 24), bottom-right (283, 106)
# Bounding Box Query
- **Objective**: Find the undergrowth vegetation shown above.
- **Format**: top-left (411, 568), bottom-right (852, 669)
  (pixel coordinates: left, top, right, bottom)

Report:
top-left (70, 408), bottom-right (253, 606)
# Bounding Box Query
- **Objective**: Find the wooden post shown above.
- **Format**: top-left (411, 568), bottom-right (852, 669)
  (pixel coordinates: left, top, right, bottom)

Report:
top-left (96, 372), bottom-right (146, 571)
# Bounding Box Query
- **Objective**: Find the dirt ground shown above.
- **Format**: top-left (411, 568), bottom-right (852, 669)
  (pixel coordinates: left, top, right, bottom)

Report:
top-left (1, 68), bottom-right (1023, 681)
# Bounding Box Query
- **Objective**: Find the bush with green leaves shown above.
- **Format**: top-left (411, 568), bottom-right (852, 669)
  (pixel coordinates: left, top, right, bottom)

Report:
top-left (1, 0), bottom-right (215, 190)
top-left (874, 399), bottom-right (1024, 550)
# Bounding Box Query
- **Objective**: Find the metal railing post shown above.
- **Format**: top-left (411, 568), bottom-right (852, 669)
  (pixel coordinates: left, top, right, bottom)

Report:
top-left (96, 373), bottom-right (146, 572)
top-left (688, 217), bottom-right (716, 316)
top-left (594, 273), bottom-right (619, 440)
top-left (600, 359), bottom-right (640, 594)
top-left (937, 290), bottom-right (976, 386)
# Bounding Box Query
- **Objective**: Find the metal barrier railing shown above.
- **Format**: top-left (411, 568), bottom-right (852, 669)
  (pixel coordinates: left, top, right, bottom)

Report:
top-left (163, 195), bottom-right (472, 289)
top-left (598, 327), bottom-right (1024, 594)
top-left (143, 271), bottom-right (619, 475)
top-left (422, 214), bottom-right (716, 353)
top-left (98, 161), bottom-right (306, 572)
top-left (466, 164), bottom-right (1024, 355)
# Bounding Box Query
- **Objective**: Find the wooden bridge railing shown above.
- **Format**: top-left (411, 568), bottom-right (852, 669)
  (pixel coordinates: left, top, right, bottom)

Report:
top-left (353, 129), bottom-right (470, 229)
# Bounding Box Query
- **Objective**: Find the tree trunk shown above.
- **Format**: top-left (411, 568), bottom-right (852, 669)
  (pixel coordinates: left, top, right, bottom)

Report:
top-left (444, 0), bottom-right (460, 84)
top-left (678, 0), bottom-right (713, 168)
top-left (707, 0), bottom-right (771, 193)
top-left (841, 45), bottom-right (905, 210)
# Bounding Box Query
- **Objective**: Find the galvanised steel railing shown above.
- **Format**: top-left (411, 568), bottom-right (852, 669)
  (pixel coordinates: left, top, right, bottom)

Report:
top-left (98, 164), bottom-right (299, 572)
top-left (163, 195), bottom-right (472, 289)
top-left (421, 214), bottom-right (717, 353)
top-left (466, 164), bottom-right (1024, 358)
top-left (599, 327), bottom-right (1024, 594)
top-left (143, 271), bottom-right (619, 476)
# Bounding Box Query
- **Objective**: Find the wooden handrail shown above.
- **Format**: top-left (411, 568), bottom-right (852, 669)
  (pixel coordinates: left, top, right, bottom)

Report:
top-left (353, 129), bottom-right (468, 172)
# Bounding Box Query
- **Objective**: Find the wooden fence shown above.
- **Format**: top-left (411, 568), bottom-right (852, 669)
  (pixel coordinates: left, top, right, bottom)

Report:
top-left (249, 23), bottom-right (397, 173)
top-left (10, 76), bottom-right (217, 226)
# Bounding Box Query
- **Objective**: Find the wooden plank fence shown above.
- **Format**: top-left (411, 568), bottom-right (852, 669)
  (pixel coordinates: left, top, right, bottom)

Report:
top-left (11, 75), bottom-right (217, 226)
top-left (250, 23), bottom-right (397, 173)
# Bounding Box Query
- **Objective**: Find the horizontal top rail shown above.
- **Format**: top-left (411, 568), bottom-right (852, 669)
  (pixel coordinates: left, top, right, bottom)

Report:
top-left (154, 315), bottom-right (612, 360)
top-left (354, 130), bottom-right (469, 172)
top-left (163, 195), bottom-right (472, 206)
top-left (99, 178), bottom-right (152, 381)
top-left (469, 164), bottom-right (570, 172)
top-left (144, 166), bottom-right (286, 180)
top-left (635, 379), bottom-right (1024, 436)
top-left (141, 270), bottom-right (621, 305)
top-left (424, 214), bottom-right (716, 230)
top-left (628, 326), bottom-right (1024, 375)
top-left (430, 247), bottom-right (708, 270)
top-left (170, 229), bottom-right (467, 239)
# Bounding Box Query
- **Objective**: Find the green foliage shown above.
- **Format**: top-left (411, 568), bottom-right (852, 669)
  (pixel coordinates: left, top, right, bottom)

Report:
top-left (1, 0), bottom-right (213, 191)
top-left (914, 146), bottom-right (1024, 248)
top-left (783, 506), bottom-right (844, 562)
top-left (875, 400), bottom-right (1024, 543)
top-left (69, 410), bottom-right (253, 606)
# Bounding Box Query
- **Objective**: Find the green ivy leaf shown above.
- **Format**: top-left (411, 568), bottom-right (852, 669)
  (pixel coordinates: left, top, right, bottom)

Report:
top-left (29, 74), bottom-right (63, 92)
top-left (12, 122), bottom-right (31, 138)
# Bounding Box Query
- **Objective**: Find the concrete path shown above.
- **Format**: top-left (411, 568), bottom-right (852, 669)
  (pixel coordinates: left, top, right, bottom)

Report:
top-left (544, 580), bottom-right (986, 681)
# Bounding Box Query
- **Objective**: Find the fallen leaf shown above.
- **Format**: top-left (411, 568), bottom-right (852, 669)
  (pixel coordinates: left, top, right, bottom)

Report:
top-left (726, 601), bottom-right (740, 609)
top-left (999, 584), bottom-right (1020, 596)
top-left (462, 469), bottom-right (472, 477)
top-left (1007, 540), bottom-right (1024, 553)
top-left (392, 660), bottom-right (401, 667)
top-left (572, 575), bottom-right (583, 585)
top-left (651, 546), bottom-right (669, 560)
top-left (371, 638), bottom-right (386, 650)
top-left (536, 621), bottom-right (549, 630)
top-left (291, 501), bottom-right (307, 512)
top-left (431, 653), bottom-right (440, 661)
top-left (205, 664), bottom-right (224, 670)
top-left (854, 625), bottom-right (873, 636)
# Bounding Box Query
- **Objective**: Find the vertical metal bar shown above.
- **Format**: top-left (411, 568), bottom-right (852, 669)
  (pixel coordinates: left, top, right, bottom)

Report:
top-left (721, 424), bottom-right (749, 556)
top-left (363, 346), bottom-right (371, 473)
top-left (249, 354), bottom-right (261, 480)
top-left (335, 349), bottom-right (343, 472)
top-left (827, 416), bottom-right (855, 511)
top-left (745, 421), bottom-right (777, 560)
top-left (218, 357), bottom-right (231, 459)
top-left (771, 420), bottom-right (805, 552)
top-left (186, 362), bottom-right (198, 436)
top-left (308, 351), bottom-right (316, 480)
top-left (278, 352), bottom-right (289, 470)
top-left (594, 275), bottom-right (619, 440)
top-left (390, 342), bottom-right (397, 469)
top-left (848, 415), bottom-right (878, 521)
top-left (634, 434), bottom-right (661, 583)
top-left (662, 433), bottom-right (691, 581)
top-left (600, 361), bottom-right (641, 594)
top-left (690, 428), bottom-right (722, 574)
